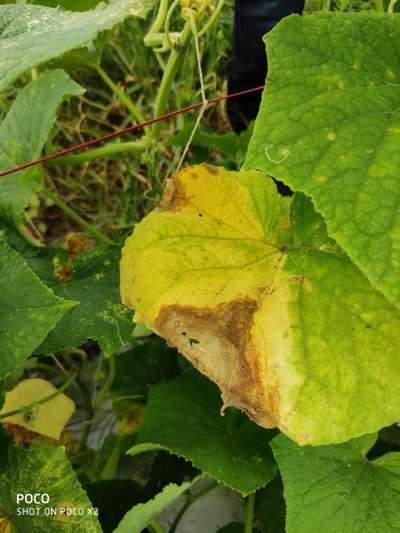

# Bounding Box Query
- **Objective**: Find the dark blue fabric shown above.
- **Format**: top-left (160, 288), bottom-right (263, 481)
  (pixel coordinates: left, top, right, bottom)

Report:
top-left (228, 0), bottom-right (305, 133)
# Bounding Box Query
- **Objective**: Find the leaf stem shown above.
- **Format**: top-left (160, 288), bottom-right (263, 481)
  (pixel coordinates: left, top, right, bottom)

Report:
top-left (148, 519), bottom-right (165, 533)
top-left (388, 0), bottom-right (399, 13)
top-left (244, 492), bottom-right (255, 533)
top-left (94, 353), bottom-right (116, 409)
top-left (147, 0), bottom-right (170, 35)
top-left (169, 481), bottom-right (218, 533)
top-left (47, 141), bottom-right (147, 166)
top-left (0, 371), bottom-right (78, 422)
top-left (95, 65), bottom-right (145, 124)
top-left (376, 0), bottom-right (384, 11)
top-left (43, 189), bottom-right (114, 246)
top-left (76, 375), bottom-right (95, 453)
top-left (150, 21), bottom-right (192, 141)
top-left (197, 0), bottom-right (225, 37)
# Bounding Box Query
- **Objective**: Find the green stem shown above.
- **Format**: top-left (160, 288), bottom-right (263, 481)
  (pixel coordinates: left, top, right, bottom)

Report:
top-left (164, 0), bottom-right (181, 50)
top-left (388, 0), bottom-right (399, 12)
top-left (77, 375), bottom-right (95, 453)
top-left (94, 353), bottom-right (116, 409)
top-left (198, 0), bottom-right (225, 37)
top-left (244, 492), bottom-right (255, 533)
top-left (151, 21), bottom-right (193, 141)
top-left (0, 372), bottom-right (78, 422)
top-left (148, 520), bottom-right (165, 533)
top-left (44, 189), bottom-right (114, 246)
top-left (47, 141), bottom-right (147, 166)
top-left (147, 0), bottom-right (169, 35)
top-left (95, 65), bottom-right (145, 124)
top-left (376, 0), bottom-right (384, 11)
top-left (170, 482), bottom-right (218, 533)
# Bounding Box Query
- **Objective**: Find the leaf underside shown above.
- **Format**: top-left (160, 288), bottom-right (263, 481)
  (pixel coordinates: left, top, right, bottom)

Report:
top-left (0, 0), bottom-right (154, 92)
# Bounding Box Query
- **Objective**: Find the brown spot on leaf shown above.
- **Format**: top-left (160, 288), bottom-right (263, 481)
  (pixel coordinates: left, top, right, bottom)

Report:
top-left (288, 275), bottom-right (312, 292)
top-left (203, 164), bottom-right (220, 175)
top-left (56, 501), bottom-right (75, 521)
top-left (155, 298), bottom-right (279, 428)
top-left (161, 175), bottom-right (191, 211)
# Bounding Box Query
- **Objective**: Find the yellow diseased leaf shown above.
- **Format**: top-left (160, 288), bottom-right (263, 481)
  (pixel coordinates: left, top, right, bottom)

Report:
top-left (121, 164), bottom-right (400, 446)
top-left (121, 164), bottom-right (290, 430)
top-left (1, 378), bottom-right (75, 440)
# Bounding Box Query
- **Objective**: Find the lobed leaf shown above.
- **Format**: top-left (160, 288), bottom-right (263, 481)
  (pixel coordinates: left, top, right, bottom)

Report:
top-left (0, 240), bottom-right (75, 382)
top-left (129, 369), bottom-right (277, 496)
top-left (245, 12), bottom-right (400, 310)
top-left (121, 164), bottom-right (400, 445)
top-left (0, 0), bottom-right (154, 92)
top-left (0, 444), bottom-right (101, 532)
top-left (31, 247), bottom-right (134, 356)
top-left (272, 432), bottom-right (400, 532)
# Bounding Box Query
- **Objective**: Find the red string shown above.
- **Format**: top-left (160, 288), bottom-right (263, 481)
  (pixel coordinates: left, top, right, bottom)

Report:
top-left (0, 85), bottom-right (264, 179)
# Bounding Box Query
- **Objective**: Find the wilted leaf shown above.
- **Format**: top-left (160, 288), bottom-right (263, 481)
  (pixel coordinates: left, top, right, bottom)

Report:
top-left (0, 378), bottom-right (75, 440)
top-left (0, 0), bottom-right (154, 92)
top-left (130, 370), bottom-right (276, 495)
top-left (245, 13), bottom-right (400, 310)
top-left (0, 69), bottom-right (83, 228)
top-left (272, 432), bottom-right (400, 533)
top-left (121, 164), bottom-right (400, 445)
top-left (0, 444), bottom-right (101, 532)
top-left (0, 240), bottom-right (75, 382)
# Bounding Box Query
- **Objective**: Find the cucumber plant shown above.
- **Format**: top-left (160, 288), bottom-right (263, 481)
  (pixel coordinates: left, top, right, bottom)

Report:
top-left (1, 1), bottom-right (400, 532)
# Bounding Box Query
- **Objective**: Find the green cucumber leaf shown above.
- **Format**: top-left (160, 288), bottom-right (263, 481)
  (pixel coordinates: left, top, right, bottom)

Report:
top-left (0, 444), bottom-right (101, 532)
top-left (0, 0), bottom-right (153, 92)
top-left (0, 69), bottom-right (83, 228)
top-left (0, 240), bottom-right (75, 382)
top-left (30, 247), bottom-right (133, 356)
top-left (272, 432), bottom-right (400, 533)
top-left (120, 164), bottom-right (400, 445)
top-left (114, 478), bottom-right (197, 533)
top-left (129, 369), bottom-right (276, 496)
top-left (245, 12), bottom-right (400, 309)
top-left (111, 337), bottom-right (180, 415)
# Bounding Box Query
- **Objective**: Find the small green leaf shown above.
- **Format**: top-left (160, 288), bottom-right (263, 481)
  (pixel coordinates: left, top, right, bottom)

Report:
top-left (114, 478), bottom-right (199, 533)
top-left (0, 69), bottom-right (83, 227)
top-left (245, 13), bottom-right (400, 309)
top-left (0, 378), bottom-right (75, 440)
top-left (0, 0), bottom-right (154, 92)
top-left (130, 370), bottom-right (276, 495)
top-left (31, 247), bottom-right (133, 355)
top-left (0, 240), bottom-right (75, 382)
top-left (0, 445), bottom-right (101, 532)
top-left (272, 432), bottom-right (400, 533)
